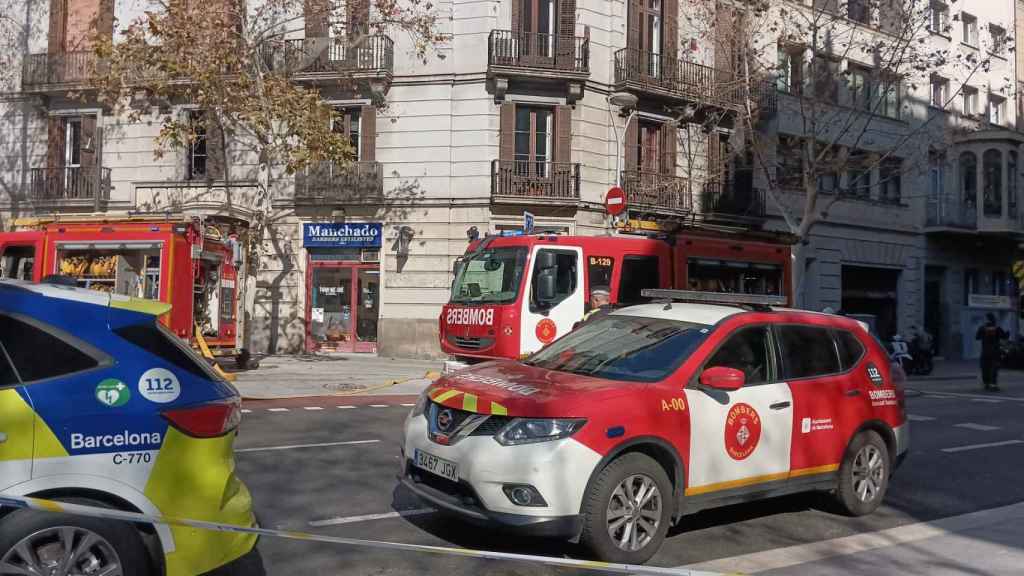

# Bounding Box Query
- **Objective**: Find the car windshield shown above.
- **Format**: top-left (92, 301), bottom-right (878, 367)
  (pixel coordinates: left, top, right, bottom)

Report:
top-left (450, 246), bottom-right (527, 304)
top-left (526, 315), bottom-right (710, 382)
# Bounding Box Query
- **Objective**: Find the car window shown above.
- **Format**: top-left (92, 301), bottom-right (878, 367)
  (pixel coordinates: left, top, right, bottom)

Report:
top-left (835, 329), bottom-right (865, 370)
top-left (115, 322), bottom-right (222, 381)
top-left (0, 313), bottom-right (100, 383)
top-left (776, 324), bottom-right (842, 379)
top-left (618, 256), bottom-right (660, 305)
top-left (587, 256), bottom-right (614, 292)
top-left (526, 315), bottom-right (709, 383)
top-left (705, 326), bottom-right (772, 385)
top-left (530, 249), bottom-right (578, 310)
top-left (0, 342), bottom-right (19, 386)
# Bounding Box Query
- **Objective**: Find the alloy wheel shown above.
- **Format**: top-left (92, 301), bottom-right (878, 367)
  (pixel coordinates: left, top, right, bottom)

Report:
top-left (605, 473), bottom-right (663, 552)
top-left (0, 526), bottom-right (123, 576)
top-left (851, 444), bottom-right (886, 503)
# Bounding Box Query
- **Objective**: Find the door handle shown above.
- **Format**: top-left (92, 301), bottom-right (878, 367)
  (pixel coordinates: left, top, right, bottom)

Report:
top-left (769, 401), bottom-right (791, 410)
top-left (845, 389), bottom-right (862, 397)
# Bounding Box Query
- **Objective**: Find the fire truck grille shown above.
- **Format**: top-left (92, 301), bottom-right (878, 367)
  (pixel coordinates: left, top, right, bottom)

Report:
top-left (429, 402), bottom-right (511, 438)
top-left (446, 335), bottom-right (495, 350)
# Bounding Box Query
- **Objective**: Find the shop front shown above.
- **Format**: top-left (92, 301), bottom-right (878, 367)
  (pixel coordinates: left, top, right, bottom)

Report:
top-left (303, 223), bottom-right (381, 353)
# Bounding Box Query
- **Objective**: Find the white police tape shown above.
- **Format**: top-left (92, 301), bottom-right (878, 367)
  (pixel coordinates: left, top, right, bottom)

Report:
top-left (0, 494), bottom-right (735, 576)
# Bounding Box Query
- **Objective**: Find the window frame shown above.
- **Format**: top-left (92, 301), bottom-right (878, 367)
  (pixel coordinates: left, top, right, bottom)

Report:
top-left (833, 328), bottom-right (867, 371)
top-left (187, 110), bottom-right (209, 180)
top-left (0, 311), bottom-right (113, 387)
top-left (332, 107), bottom-right (362, 161)
top-left (514, 105), bottom-right (554, 174)
top-left (962, 86), bottom-right (979, 116)
top-left (692, 323), bottom-right (779, 388)
top-left (930, 75), bottom-right (949, 108)
top-left (988, 94), bottom-right (1006, 125)
top-left (989, 24), bottom-right (1007, 56)
top-left (618, 255), bottom-right (662, 305)
top-left (528, 247), bottom-right (579, 312)
top-left (771, 323), bottom-right (846, 381)
top-left (929, 1), bottom-right (949, 35)
top-left (962, 13), bottom-right (978, 46)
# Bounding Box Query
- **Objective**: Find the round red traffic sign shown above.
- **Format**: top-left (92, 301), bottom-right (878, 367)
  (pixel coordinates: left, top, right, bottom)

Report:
top-left (605, 187), bottom-right (627, 216)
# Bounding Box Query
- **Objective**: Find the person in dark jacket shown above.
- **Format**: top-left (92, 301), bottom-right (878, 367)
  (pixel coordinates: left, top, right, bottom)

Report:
top-left (977, 313), bottom-right (1009, 391)
top-left (573, 287), bottom-right (611, 330)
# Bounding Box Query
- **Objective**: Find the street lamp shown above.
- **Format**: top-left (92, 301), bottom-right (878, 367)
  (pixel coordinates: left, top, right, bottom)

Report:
top-left (607, 92), bottom-right (639, 187)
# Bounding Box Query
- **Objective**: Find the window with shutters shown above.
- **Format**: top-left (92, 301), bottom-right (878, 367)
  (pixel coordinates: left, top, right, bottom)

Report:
top-left (188, 110), bottom-right (209, 180)
top-left (638, 120), bottom-right (661, 174)
top-left (515, 106), bottom-right (553, 174)
top-left (333, 107), bottom-right (362, 160)
top-left (847, 151), bottom-right (872, 200)
top-left (776, 45), bottom-right (805, 94)
top-left (63, 117), bottom-right (82, 168)
top-left (847, 64), bottom-right (872, 110)
top-left (640, 0), bottom-right (662, 75)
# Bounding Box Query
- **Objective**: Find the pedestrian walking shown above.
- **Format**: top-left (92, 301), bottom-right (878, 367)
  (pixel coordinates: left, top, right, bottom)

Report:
top-left (977, 313), bottom-right (1008, 391)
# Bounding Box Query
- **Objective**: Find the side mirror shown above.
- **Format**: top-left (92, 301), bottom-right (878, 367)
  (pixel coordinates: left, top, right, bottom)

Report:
top-left (483, 259), bottom-right (502, 272)
top-left (536, 251), bottom-right (557, 270)
top-left (699, 366), bottom-right (745, 391)
top-left (452, 258), bottom-right (465, 278)
top-left (537, 269), bottom-right (557, 304)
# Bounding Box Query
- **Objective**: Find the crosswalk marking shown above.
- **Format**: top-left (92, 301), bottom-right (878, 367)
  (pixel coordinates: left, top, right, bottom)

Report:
top-left (267, 408), bottom-right (289, 412)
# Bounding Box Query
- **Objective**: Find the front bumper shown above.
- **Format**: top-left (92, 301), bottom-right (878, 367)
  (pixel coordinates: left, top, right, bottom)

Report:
top-left (400, 413), bottom-right (599, 538)
top-left (893, 422), bottom-right (910, 470)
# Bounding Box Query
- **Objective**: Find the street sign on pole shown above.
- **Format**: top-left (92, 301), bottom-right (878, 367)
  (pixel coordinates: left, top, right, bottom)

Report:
top-left (523, 211), bottom-right (535, 234)
top-left (605, 187), bottom-right (627, 216)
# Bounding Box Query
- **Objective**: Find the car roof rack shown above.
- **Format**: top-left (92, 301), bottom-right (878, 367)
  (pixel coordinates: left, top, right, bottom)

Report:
top-left (640, 289), bottom-right (785, 312)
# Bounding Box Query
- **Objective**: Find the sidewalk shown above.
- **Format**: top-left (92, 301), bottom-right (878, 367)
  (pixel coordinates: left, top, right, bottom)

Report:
top-left (232, 353), bottom-right (443, 400)
top-left (907, 359), bottom-right (1024, 396)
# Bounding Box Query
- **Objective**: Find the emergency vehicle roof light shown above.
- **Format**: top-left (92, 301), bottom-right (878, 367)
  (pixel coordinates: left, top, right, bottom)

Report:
top-left (641, 289), bottom-right (786, 309)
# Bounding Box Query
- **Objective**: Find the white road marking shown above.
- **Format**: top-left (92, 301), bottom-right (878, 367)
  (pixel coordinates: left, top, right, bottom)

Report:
top-left (922, 391), bottom-right (1024, 402)
top-left (236, 439), bottom-right (380, 453)
top-left (267, 408), bottom-right (289, 412)
top-left (369, 404), bottom-right (388, 408)
top-left (970, 398), bottom-right (1002, 403)
top-left (308, 508), bottom-right (436, 527)
top-left (241, 409), bottom-right (253, 414)
top-left (940, 440), bottom-right (1024, 453)
top-left (953, 423), bottom-right (1000, 432)
top-left (337, 405), bottom-right (356, 409)
top-left (681, 501), bottom-right (1024, 574)
top-left (303, 406), bottom-right (324, 411)
top-left (400, 403), bottom-right (416, 407)
top-left (907, 414), bottom-right (935, 422)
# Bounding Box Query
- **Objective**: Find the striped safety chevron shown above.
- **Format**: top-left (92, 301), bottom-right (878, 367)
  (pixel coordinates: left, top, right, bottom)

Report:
top-left (429, 387), bottom-right (508, 415)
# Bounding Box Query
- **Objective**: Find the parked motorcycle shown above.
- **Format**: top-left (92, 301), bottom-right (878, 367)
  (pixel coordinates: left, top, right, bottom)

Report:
top-left (905, 343), bottom-right (934, 375)
top-left (888, 335), bottom-right (913, 372)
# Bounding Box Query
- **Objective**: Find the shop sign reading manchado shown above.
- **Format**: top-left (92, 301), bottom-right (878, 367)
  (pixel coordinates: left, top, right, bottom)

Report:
top-left (302, 223), bottom-right (383, 248)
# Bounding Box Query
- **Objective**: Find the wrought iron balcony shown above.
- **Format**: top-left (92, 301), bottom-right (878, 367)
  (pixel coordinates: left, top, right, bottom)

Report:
top-left (700, 180), bottom-right (766, 223)
top-left (29, 166), bottom-right (111, 210)
top-left (491, 160), bottom-right (580, 203)
top-left (488, 30), bottom-right (589, 75)
top-left (294, 161), bottom-right (383, 203)
top-left (614, 48), bottom-right (769, 113)
top-left (620, 171), bottom-right (691, 215)
top-left (22, 51), bottom-right (101, 90)
top-left (265, 35), bottom-right (393, 80)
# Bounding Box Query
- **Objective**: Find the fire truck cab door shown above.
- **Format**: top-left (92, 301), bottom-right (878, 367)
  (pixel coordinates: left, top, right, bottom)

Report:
top-left (520, 246), bottom-right (584, 354)
top-left (0, 238), bottom-right (40, 281)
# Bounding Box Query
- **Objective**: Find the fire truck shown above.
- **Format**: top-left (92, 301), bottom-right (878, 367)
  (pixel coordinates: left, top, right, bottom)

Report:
top-left (440, 229), bottom-right (793, 371)
top-left (0, 217), bottom-right (244, 357)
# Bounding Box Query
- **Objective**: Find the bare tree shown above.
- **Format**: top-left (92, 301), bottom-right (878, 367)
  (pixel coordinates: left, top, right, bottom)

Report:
top-left (669, 0), bottom-right (1009, 302)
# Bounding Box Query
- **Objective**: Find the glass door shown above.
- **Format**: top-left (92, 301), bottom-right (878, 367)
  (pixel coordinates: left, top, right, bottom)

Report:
top-left (308, 261), bottom-right (381, 353)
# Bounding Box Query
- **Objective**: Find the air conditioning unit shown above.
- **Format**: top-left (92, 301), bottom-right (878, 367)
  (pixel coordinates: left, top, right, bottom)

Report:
top-left (361, 249), bottom-right (380, 262)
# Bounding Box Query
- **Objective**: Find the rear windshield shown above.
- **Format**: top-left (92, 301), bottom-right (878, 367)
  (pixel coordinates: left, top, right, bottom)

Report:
top-left (525, 315), bottom-right (710, 382)
top-left (115, 322), bottom-right (222, 381)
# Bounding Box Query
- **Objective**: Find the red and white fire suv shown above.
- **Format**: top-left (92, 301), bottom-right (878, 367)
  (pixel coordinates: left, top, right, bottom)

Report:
top-left (440, 230), bottom-right (792, 372)
top-left (403, 290), bottom-right (908, 564)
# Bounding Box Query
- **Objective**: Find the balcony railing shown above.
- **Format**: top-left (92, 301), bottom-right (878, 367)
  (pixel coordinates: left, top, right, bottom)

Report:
top-left (29, 166), bottom-right (111, 208)
top-left (614, 48), bottom-right (753, 110)
top-left (266, 35), bottom-right (394, 76)
top-left (491, 160), bottom-right (580, 202)
top-left (700, 180), bottom-right (766, 221)
top-left (23, 51), bottom-right (100, 88)
top-left (927, 195), bottom-right (1024, 232)
top-left (294, 161), bottom-right (384, 203)
top-left (488, 30), bottom-right (589, 74)
top-left (620, 171), bottom-right (691, 214)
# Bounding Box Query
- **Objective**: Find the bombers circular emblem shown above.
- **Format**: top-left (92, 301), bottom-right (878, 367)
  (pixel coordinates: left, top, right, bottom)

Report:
top-left (536, 318), bottom-right (557, 344)
top-left (724, 403), bottom-right (762, 461)
top-left (437, 408), bottom-right (454, 433)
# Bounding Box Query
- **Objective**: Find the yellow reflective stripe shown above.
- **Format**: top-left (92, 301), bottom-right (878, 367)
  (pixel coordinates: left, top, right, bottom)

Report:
top-left (36, 499), bottom-right (64, 513)
top-left (490, 402), bottom-right (508, 416)
top-left (109, 296), bottom-right (173, 316)
top-left (462, 393), bottom-right (478, 413)
top-left (433, 390), bottom-right (462, 404)
top-left (684, 464), bottom-right (839, 496)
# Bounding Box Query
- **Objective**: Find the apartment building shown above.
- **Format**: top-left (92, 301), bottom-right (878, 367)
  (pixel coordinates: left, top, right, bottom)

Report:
top-left (0, 0), bottom-right (1019, 359)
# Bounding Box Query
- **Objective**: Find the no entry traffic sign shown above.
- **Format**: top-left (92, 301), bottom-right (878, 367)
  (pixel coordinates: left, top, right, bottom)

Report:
top-left (605, 187), bottom-right (627, 216)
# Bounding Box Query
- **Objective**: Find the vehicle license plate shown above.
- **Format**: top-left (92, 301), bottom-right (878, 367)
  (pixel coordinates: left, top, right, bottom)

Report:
top-left (413, 449), bottom-right (459, 482)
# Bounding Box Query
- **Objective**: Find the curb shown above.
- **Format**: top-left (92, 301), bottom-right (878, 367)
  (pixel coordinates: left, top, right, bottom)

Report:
top-left (238, 370), bottom-right (440, 401)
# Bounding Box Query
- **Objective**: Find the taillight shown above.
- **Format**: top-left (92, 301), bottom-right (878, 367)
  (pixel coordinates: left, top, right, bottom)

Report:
top-left (162, 399), bottom-right (241, 438)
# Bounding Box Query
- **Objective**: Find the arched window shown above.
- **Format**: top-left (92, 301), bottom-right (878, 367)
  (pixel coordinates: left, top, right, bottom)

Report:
top-left (960, 151), bottom-right (977, 209)
top-left (1009, 150), bottom-right (1018, 217)
top-left (983, 149), bottom-right (1002, 216)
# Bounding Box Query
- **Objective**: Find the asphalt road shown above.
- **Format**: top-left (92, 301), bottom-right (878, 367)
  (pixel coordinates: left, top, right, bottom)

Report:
top-left (233, 384), bottom-right (1024, 575)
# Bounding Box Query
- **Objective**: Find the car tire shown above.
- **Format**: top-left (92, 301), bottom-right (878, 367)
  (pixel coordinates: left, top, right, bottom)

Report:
top-left (835, 430), bottom-right (890, 516)
top-left (579, 453), bottom-right (672, 564)
top-left (0, 501), bottom-right (152, 575)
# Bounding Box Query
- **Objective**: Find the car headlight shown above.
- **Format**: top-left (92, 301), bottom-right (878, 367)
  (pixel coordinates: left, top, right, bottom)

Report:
top-left (494, 418), bottom-right (586, 446)
top-left (410, 391), bottom-right (430, 417)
